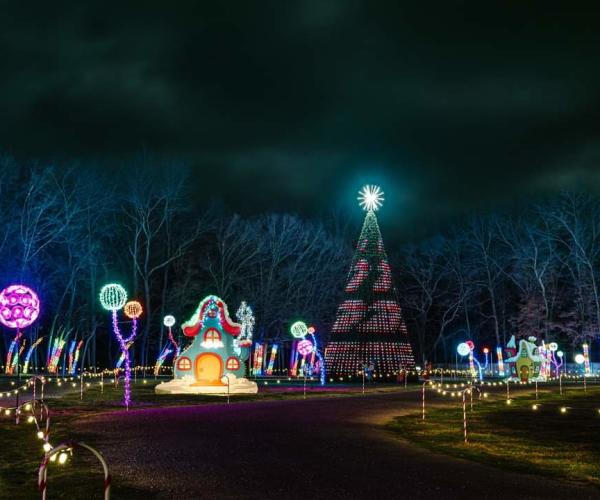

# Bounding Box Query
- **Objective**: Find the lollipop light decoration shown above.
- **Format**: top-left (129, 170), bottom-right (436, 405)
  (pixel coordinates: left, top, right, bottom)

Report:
top-left (0, 285), bottom-right (40, 380)
top-left (99, 284), bottom-right (140, 409)
top-left (163, 315), bottom-right (179, 356)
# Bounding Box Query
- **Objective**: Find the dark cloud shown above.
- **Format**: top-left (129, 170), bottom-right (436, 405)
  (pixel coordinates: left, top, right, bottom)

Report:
top-left (1, 1), bottom-right (599, 239)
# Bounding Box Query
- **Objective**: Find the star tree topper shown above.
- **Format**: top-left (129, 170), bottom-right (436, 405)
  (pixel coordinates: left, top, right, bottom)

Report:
top-left (358, 185), bottom-right (384, 212)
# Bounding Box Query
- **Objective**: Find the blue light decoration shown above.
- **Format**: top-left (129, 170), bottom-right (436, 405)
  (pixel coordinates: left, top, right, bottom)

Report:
top-left (289, 321), bottom-right (326, 386)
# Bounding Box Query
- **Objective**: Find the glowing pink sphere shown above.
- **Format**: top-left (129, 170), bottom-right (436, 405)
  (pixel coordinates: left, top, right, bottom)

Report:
top-left (0, 285), bottom-right (40, 329)
top-left (297, 339), bottom-right (313, 357)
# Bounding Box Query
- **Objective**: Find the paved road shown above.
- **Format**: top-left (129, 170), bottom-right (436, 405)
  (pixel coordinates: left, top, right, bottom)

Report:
top-left (76, 390), bottom-right (598, 499)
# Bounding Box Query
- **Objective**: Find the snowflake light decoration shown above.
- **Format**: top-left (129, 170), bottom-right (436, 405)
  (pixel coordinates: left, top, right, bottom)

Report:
top-left (358, 185), bottom-right (384, 212)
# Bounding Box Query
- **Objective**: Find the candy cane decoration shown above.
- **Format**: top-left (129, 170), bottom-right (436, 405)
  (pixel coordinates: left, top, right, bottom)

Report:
top-left (39, 441), bottom-right (110, 500)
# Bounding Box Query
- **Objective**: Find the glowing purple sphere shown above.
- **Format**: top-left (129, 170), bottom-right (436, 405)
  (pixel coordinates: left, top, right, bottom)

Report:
top-left (297, 339), bottom-right (314, 357)
top-left (0, 285), bottom-right (40, 329)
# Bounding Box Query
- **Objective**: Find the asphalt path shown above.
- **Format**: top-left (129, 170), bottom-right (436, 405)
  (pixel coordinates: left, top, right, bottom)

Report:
top-left (75, 389), bottom-right (599, 499)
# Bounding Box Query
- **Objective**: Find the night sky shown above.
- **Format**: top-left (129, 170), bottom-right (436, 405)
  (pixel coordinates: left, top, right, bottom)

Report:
top-left (2, 2), bottom-right (600, 239)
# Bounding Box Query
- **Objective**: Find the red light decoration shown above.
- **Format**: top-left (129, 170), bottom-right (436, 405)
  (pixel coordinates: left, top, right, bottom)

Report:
top-left (325, 202), bottom-right (415, 376)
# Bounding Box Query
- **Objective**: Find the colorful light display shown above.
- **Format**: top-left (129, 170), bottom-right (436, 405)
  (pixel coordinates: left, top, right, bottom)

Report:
top-left (100, 283), bottom-right (138, 409)
top-left (582, 343), bottom-right (591, 376)
top-left (154, 343), bottom-right (173, 376)
top-left (496, 346), bottom-right (505, 376)
top-left (123, 300), bottom-right (143, 319)
top-left (99, 284), bottom-right (127, 312)
top-left (163, 315), bottom-right (179, 356)
top-left (252, 343), bottom-right (265, 376)
top-left (0, 285), bottom-right (40, 329)
top-left (236, 301), bottom-right (255, 346)
top-left (290, 321), bottom-right (308, 339)
top-left (266, 344), bottom-right (278, 375)
top-left (5, 331), bottom-right (23, 375)
top-left (23, 337), bottom-right (44, 373)
top-left (297, 339), bottom-right (313, 357)
top-left (325, 187), bottom-right (415, 376)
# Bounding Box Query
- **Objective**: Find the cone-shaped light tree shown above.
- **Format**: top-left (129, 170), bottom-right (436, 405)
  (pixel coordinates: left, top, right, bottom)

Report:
top-left (324, 185), bottom-right (415, 377)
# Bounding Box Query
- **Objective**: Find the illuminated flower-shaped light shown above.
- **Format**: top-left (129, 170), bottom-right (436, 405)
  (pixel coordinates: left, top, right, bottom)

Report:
top-left (163, 315), bottom-right (176, 327)
top-left (297, 339), bottom-right (314, 357)
top-left (575, 354), bottom-right (585, 365)
top-left (358, 185), bottom-right (384, 212)
top-left (0, 285), bottom-right (40, 329)
top-left (124, 300), bottom-right (143, 319)
top-left (290, 321), bottom-right (308, 339)
top-left (99, 284), bottom-right (127, 311)
top-left (548, 342), bottom-right (558, 352)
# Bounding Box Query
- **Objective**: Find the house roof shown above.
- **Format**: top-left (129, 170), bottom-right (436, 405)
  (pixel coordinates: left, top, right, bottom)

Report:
top-left (181, 295), bottom-right (242, 338)
top-left (505, 339), bottom-right (544, 363)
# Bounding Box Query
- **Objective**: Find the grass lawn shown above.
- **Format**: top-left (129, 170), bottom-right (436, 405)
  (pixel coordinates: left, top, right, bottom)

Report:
top-left (0, 376), bottom-right (412, 498)
top-left (388, 383), bottom-right (600, 488)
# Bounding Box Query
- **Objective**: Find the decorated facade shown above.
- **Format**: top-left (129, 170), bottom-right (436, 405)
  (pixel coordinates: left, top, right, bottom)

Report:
top-left (155, 295), bottom-right (258, 395)
top-left (504, 335), bottom-right (545, 382)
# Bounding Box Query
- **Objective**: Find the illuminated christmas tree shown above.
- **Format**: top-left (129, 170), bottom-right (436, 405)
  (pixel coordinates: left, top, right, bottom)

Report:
top-left (324, 185), bottom-right (415, 377)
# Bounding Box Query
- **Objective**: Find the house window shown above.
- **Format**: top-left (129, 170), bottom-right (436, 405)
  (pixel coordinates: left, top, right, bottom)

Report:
top-left (177, 357), bottom-right (192, 370)
top-left (204, 328), bottom-right (222, 343)
top-left (226, 357), bottom-right (240, 371)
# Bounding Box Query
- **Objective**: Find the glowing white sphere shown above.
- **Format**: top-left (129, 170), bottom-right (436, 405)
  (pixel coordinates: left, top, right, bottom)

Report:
top-left (548, 342), bottom-right (558, 352)
top-left (457, 343), bottom-right (471, 357)
top-left (163, 315), bottom-right (176, 327)
top-left (358, 185), bottom-right (384, 212)
top-left (557, 351), bottom-right (563, 358)
top-left (575, 354), bottom-right (585, 365)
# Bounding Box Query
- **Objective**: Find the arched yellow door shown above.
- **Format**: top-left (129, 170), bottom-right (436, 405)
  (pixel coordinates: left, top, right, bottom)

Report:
top-left (520, 365), bottom-right (529, 382)
top-left (194, 353), bottom-right (223, 385)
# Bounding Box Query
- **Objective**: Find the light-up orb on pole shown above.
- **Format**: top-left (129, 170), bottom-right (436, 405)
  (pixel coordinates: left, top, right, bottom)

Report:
top-left (99, 284), bottom-right (127, 312)
top-left (163, 315), bottom-right (179, 355)
top-left (457, 343), bottom-right (471, 357)
top-left (124, 301), bottom-right (143, 319)
top-left (575, 354), bottom-right (585, 365)
top-left (297, 339), bottom-right (314, 357)
top-left (99, 283), bottom-right (139, 410)
top-left (358, 185), bottom-right (384, 212)
top-left (0, 285), bottom-right (40, 382)
top-left (0, 285), bottom-right (40, 329)
top-left (290, 321), bottom-right (308, 339)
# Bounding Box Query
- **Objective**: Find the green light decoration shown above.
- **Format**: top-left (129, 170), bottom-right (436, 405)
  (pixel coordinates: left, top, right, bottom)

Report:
top-left (99, 284), bottom-right (127, 312)
top-left (290, 321), bottom-right (308, 339)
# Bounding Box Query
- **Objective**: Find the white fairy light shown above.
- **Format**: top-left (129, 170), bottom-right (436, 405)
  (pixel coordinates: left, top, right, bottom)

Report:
top-left (358, 185), bottom-right (384, 212)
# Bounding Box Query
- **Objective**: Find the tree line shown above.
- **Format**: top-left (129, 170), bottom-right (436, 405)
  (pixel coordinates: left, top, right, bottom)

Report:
top-left (0, 156), bottom-right (597, 369)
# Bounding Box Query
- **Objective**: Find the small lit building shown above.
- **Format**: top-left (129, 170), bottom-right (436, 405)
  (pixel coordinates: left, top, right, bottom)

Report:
top-left (156, 295), bottom-right (257, 395)
top-left (505, 336), bottom-right (545, 382)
